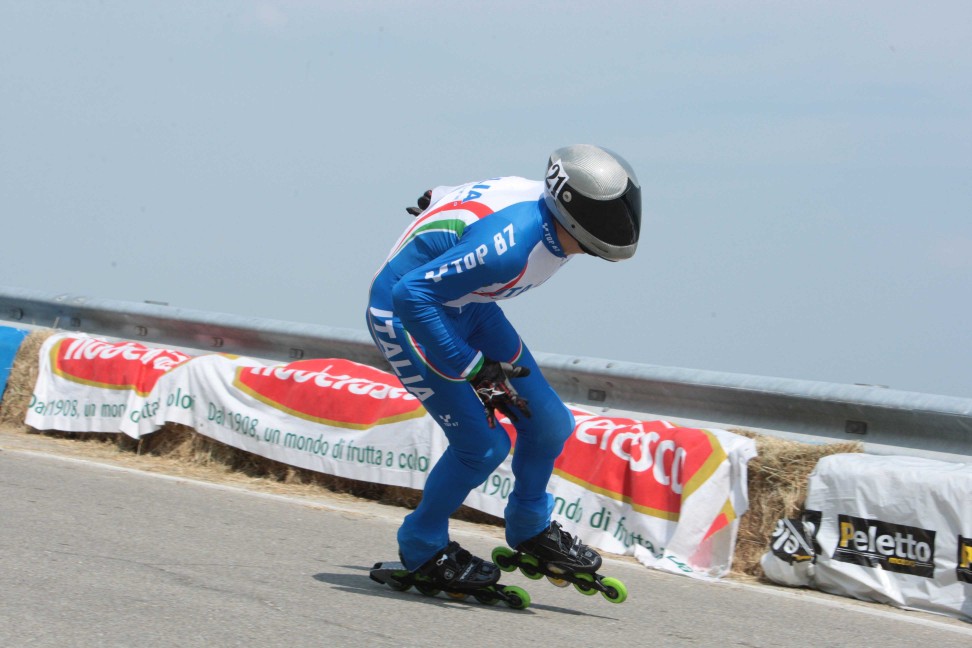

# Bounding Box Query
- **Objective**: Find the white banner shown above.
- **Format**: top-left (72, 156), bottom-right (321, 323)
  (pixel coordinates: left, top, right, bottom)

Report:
top-left (27, 333), bottom-right (756, 579)
top-left (123, 351), bottom-right (447, 491)
top-left (762, 453), bottom-right (972, 622)
top-left (25, 334), bottom-right (190, 433)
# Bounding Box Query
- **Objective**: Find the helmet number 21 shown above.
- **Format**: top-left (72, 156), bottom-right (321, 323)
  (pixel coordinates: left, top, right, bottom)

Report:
top-left (545, 159), bottom-right (569, 198)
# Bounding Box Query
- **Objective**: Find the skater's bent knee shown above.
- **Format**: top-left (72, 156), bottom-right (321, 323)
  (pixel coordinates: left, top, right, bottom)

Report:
top-left (520, 401), bottom-right (574, 446)
top-left (450, 432), bottom-right (511, 472)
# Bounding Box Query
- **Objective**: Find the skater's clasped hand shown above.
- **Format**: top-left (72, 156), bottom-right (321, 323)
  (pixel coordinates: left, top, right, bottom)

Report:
top-left (469, 357), bottom-right (532, 428)
top-left (405, 189), bottom-right (433, 217)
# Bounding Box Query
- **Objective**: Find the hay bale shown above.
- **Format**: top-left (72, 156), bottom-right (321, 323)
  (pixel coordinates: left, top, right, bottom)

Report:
top-left (732, 429), bottom-right (862, 577)
top-left (0, 329), bottom-right (55, 430)
top-left (131, 424), bottom-right (503, 525)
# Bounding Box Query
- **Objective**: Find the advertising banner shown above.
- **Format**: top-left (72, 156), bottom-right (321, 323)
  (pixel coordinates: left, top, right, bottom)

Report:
top-left (27, 333), bottom-right (756, 578)
top-left (25, 334), bottom-right (190, 432)
top-left (455, 412), bottom-right (755, 578)
top-left (762, 453), bottom-right (972, 622)
top-left (124, 353), bottom-right (446, 492)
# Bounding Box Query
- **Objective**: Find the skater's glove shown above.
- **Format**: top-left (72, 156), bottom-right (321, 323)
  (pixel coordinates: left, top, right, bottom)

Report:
top-left (405, 190), bottom-right (433, 217)
top-left (469, 358), bottom-right (532, 428)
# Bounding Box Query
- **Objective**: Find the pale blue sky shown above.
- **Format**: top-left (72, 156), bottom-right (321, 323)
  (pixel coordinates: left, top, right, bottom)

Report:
top-left (1, 1), bottom-right (970, 397)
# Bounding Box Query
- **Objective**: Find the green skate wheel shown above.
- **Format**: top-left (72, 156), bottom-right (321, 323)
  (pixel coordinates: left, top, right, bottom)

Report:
top-left (572, 572), bottom-right (597, 596)
top-left (491, 546), bottom-right (517, 573)
top-left (600, 577), bottom-right (628, 604)
top-left (518, 554), bottom-right (543, 580)
top-left (501, 585), bottom-right (531, 610)
top-left (414, 581), bottom-right (441, 597)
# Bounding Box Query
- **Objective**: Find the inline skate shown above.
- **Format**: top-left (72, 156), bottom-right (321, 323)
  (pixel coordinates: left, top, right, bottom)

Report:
top-left (370, 541), bottom-right (531, 609)
top-left (492, 521), bottom-right (627, 603)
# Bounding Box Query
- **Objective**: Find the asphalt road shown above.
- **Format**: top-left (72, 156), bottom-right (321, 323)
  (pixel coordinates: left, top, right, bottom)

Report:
top-left (1, 445), bottom-right (970, 647)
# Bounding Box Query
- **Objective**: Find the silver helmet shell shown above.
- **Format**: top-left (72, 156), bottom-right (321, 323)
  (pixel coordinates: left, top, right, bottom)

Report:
top-left (543, 144), bottom-right (641, 261)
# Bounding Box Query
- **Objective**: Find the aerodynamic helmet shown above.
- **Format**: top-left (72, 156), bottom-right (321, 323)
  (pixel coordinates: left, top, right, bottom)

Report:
top-left (543, 144), bottom-right (641, 261)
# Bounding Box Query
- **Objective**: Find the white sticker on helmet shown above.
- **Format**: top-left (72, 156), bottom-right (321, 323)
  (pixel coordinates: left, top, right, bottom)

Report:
top-left (545, 159), bottom-right (570, 199)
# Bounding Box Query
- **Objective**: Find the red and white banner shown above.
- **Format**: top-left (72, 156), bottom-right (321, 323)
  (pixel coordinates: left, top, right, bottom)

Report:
top-left (127, 352), bottom-right (446, 492)
top-left (27, 333), bottom-right (756, 578)
top-left (26, 334), bottom-right (190, 432)
top-left (548, 415), bottom-right (755, 577)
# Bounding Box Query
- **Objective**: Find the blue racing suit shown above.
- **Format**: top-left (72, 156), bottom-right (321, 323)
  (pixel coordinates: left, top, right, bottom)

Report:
top-left (367, 176), bottom-right (576, 570)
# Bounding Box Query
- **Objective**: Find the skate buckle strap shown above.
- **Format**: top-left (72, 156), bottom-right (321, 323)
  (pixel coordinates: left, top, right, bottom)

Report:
top-left (567, 534), bottom-right (583, 559)
top-left (436, 546), bottom-right (479, 582)
top-left (549, 521), bottom-right (581, 559)
top-left (459, 561), bottom-right (477, 581)
top-left (562, 525), bottom-right (584, 560)
top-left (432, 551), bottom-right (455, 581)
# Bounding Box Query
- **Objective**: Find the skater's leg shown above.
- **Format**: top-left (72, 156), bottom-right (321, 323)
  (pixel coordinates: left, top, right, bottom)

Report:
top-left (503, 353), bottom-right (574, 546)
top-left (467, 305), bottom-right (575, 547)
top-left (508, 402), bottom-right (574, 544)
top-left (368, 305), bottom-right (511, 571)
top-left (396, 381), bottom-right (510, 569)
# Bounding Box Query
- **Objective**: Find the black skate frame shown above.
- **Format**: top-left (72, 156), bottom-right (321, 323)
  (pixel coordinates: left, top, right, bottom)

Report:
top-left (369, 561), bottom-right (530, 609)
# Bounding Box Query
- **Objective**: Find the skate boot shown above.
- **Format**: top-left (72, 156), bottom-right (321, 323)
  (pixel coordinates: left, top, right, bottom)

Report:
top-left (492, 521), bottom-right (627, 604)
top-left (370, 541), bottom-right (531, 609)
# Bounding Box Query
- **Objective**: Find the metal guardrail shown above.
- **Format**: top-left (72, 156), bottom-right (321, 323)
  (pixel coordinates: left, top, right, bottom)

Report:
top-left (2, 286), bottom-right (971, 461)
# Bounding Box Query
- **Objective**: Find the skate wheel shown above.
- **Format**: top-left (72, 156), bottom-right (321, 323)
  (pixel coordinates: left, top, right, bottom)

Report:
top-left (600, 577), bottom-right (628, 604)
top-left (388, 578), bottom-right (412, 592)
top-left (546, 575), bottom-right (569, 588)
top-left (446, 591), bottom-right (468, 600)
top-left (414, 582), bottom-right (441, 597)
top-left (572, 572), bottom-right (597, 596)
top-left (473, 589), bottom-right (500, 605)
top-left (491, 546), bottom-right (517, 573)
top-left (501, 585), bottom-right (531, 610)
top-left (518, 554), bottom-right (543, 580)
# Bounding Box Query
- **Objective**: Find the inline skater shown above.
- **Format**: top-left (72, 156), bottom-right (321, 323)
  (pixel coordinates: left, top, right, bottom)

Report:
top-left (366, 144), bottom-right (640, 601)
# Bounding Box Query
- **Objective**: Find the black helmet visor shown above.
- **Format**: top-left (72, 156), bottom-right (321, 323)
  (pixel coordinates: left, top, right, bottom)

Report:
top-left (562, 180), bottom-right (641, 247)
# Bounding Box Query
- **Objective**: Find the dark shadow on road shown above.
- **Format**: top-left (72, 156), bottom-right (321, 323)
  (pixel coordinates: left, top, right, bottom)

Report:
top-left (314, 568), bottom-right (620, 620)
